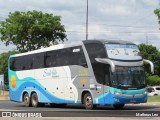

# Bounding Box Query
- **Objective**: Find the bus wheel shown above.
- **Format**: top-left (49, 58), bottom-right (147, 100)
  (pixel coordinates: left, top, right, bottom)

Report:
top-left (23, 93), bottom-right (31, 107)
top-left (83, 93), bottom-right (95, 109)
top-left (31, 93), bottom-right (40, 107)
top-left (113, 104), bottom-right (125, 110)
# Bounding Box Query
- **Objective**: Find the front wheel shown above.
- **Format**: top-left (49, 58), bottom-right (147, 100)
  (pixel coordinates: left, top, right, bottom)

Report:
top-left (113, 104), bottom-right (125, 110)
top-left (83, 93), bottom-right (95, 109)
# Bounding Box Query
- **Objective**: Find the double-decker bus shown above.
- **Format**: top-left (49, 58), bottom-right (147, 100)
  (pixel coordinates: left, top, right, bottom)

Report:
top-left (8, 40), bottom-right (154, 109)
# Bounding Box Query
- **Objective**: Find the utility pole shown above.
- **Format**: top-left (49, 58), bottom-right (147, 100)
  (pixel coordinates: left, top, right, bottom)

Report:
top-left (86, 0), bottom-right (88, 40)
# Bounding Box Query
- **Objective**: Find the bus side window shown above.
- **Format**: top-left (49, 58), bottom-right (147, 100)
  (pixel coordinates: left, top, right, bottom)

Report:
top-left (104, 65), bottom-right (110, 86)
top-left (10, 58), bottom-right (16, 71)
top-left (105, 74), bottom-right (109, 86)
top-left (44, 52), bottom-right (51, 67)
top-left (71, 47), bottom-right (88, 68)
top-left (33, 53), bottom-right (45, 69)
top-left (79, 58), bottom-right (87, 67)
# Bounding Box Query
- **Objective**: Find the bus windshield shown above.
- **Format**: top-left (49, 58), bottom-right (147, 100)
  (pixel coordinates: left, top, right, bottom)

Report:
top-left (105, 44), bottom-right (141, 61)
top-left (110, 66), bottom-right (146, 89)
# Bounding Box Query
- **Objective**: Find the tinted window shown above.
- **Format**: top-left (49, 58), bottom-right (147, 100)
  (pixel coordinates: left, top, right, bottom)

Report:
top-left (92, 63), bottom-right (110, 85)
top-left (156, 88), bottom-right (160, 90)
top-left (22, 55), bottom-right (33, 70)
top-left (10, 54), bottom-right (34, 71)
top-left (45, 51), bottom-right (57, 67)
top-left (9, 46), bottom-right (88, 71)
top-left (70, 46), bottom-right (88, 67)
top-left (84, 42), bottom-right (108, 84)
top-left (147, 88), bottom-right (154, 93)
top-left (44, 46), bottom-right (87, 68)
top-left (33, 53), bottom-right (45, 69)
top-left (84, 43), bottom-right (107, 63)
top-left (10, 58), bottom-right (16, 71)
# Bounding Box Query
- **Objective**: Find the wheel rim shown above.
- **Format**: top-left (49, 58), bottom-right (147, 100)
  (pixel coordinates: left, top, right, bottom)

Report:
top-left (32, 95), bottom-right (37, 106)
top-left (24, 95), bottom-right (29, 104)
top-left (85, 96), bottom-right (92, 107)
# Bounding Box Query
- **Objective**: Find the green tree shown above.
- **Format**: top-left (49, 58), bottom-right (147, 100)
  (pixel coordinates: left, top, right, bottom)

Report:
top-left (139, 44), bottom-right (160, 76)
top-left (0, 10), bottom-right (67, 52)
top-left (0, 51), bottom-right (19, 85)
top-left (154, 8), bottom-right (160, 25)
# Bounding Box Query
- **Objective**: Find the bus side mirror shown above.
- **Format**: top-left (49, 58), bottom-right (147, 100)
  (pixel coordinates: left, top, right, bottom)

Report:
top-left (143, 59), bottom-right (154, 74)
top-left (95, 58), bottom-right (115, 72)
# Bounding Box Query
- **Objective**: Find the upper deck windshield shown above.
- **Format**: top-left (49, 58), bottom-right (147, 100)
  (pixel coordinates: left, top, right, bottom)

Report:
top-left (110, 66), bottom-right (146, 89)
top-left (105, 44), bottom-right (142, 61)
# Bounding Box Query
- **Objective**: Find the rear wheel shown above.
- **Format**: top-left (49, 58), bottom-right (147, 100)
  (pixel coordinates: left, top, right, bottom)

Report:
top-left (113, 104), bottom-right (125, 110)
top-left (83, 93), bottom-right (96, 109)
top-left (31, 93), bottom-right (42, 107)
top-left (23, 93), bottom-right (31, 107)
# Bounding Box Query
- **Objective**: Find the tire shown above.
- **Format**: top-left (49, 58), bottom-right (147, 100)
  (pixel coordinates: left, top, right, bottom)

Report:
top-left (23, 93), bottom-right (32, 107)
top-left (31, 93), bottom-right (40, 107)
top-left (113, 104), bottom-right (125, 110)
top-left (83, 93), bottom-right (95, 110)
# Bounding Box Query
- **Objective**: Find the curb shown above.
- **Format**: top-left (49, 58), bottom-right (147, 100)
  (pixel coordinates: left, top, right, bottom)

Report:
top-left (0, 95), bottom-right (9, 100)
top-left (145, 102), bottom-right (160, 105)
top-left (128, 102), bottom-right (160, 106)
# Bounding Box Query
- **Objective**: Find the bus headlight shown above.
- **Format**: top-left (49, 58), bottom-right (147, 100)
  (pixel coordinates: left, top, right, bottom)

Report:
top-left (144, 91), bottom-right (148, 95)
top-left (114, 98), bottom-right (120, 102)
top-left (109, 90), bottom-right (115, 94)
top-left (114, 92), bottom-right (121, 95)
top-left (144, 88), bottom-right (148, 95)
top-left (109, 90), bottom-right (122, 95)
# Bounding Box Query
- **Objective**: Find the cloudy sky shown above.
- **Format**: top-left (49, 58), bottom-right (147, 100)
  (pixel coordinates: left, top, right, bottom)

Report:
top-left (0, 0), bottom-right (160, 53)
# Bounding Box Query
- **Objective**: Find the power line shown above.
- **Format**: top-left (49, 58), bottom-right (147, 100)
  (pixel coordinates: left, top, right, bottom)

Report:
top-left (88, 23), bottom-right (158, 28)
top-left (66, 30), bottom-right (160, 34)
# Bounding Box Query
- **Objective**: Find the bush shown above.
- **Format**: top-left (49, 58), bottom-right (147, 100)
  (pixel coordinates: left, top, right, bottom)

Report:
top-left (146, 75), bottom-right (160, 86)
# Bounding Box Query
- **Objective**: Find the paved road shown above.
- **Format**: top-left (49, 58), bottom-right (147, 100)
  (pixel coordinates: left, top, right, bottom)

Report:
top-left (0, 100), bottom-right (160, 117)
top-left (0, 100), bottom-right (160, 111)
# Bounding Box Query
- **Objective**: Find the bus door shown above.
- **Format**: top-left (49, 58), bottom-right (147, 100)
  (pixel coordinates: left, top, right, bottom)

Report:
top-left (93, 63), bottom-right (110, 104)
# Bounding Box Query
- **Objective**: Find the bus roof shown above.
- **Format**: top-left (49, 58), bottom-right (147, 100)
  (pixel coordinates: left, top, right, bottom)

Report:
top-left (83, 39), bottom-right (136, 45)
top-left (10, 39), bottom-right (136, 57)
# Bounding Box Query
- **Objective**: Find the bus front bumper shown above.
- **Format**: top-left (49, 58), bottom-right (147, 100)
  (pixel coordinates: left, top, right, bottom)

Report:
top-left (104, 93), bottom-right (148, 105)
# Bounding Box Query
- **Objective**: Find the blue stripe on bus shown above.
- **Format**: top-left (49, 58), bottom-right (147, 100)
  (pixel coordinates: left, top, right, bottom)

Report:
top-left (9, 71), bottom-right (75, 103)
top-left (96, 87), bottom-right (147, 104)
top-left (10, 81), bottom-right (74, 103)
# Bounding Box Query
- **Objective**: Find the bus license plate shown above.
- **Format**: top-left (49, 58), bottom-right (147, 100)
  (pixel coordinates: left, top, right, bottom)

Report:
top-left (130, 100), bottom-right (136, 103)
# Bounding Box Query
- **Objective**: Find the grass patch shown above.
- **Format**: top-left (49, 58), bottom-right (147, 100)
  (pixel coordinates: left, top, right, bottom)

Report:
top-left (0, 90), bottom-right (9, 95)
top-left (148, 96), bottom-right (160, 102)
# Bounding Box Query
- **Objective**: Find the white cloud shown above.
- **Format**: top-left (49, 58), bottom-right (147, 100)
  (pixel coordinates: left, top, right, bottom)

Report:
top-left (98, 5), bottom-right (131, 15)
top-left (0, 0), bottom-right (160, 52)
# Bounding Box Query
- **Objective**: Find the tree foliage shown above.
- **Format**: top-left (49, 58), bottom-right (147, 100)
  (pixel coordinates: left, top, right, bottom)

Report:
top-left (0, 10), bottom-right (67, 52)
top-left (0, 51), bottom-right (19, 84)
top-left (147, 75), bottom-right (160, 86)
top-left (139, 44), bottom-right (160, 76)
top-left (154, 8), bottom-right (160, 25)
